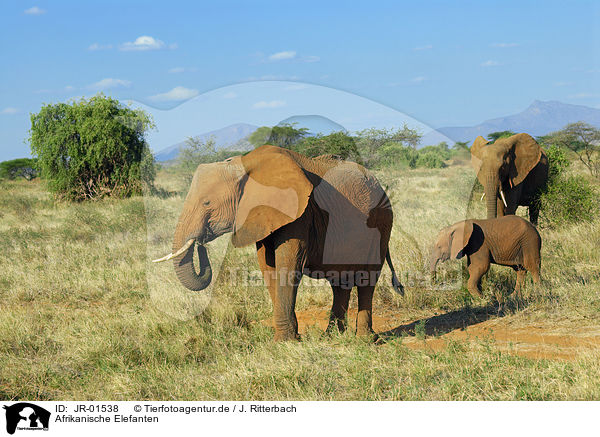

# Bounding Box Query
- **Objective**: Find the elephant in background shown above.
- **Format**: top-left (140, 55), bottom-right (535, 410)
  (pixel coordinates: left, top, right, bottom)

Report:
top-left (470, 133), bottom-right (548, 225)
top-left (430, 216), bottom-right (541, 299)
top-left (154, 145), bottom-right (403, 341)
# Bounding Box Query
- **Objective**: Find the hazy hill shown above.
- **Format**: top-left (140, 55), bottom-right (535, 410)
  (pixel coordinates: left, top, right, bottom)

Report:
top-left (437, 100), bottom-right (600, 143)
top-left (155, 123), bottom-right (258, 162)
top-left (276, 115), bottom-right (347, 135)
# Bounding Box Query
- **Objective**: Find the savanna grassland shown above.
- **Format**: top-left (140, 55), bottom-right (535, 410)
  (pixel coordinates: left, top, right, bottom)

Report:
top-left (1, 155), bottom-right (600, 401)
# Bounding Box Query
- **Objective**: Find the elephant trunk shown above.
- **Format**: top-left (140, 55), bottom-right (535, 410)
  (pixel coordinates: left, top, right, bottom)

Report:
top-left (172, 222), bottom-right (212, 291)
top-left (429, 254), bottom-right (439, 282)
top-left (483, 172), bottom-right (500, 219)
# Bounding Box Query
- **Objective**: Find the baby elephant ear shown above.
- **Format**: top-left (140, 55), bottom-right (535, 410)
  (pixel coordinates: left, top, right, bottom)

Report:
top-left (232, 145), bottom-right (313, 248)
top-left (470, 136), bottom-right (488, 174)
top-left (450, 221), bottom-right (474, 259)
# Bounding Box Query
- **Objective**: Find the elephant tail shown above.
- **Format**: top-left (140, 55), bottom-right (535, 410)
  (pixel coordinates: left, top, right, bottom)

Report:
top-left (386, 250), bottom-right (404, 296)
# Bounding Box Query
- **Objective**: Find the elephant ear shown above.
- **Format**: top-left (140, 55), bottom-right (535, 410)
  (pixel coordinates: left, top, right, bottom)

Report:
top-left (470, 136), bottom-right (489, 174)
top-left (450, 221), bottom-right (474, 259)
top-left (507, 133), bottom-right (542, 187)
top-left (232, 145), bottom-right (313, 248)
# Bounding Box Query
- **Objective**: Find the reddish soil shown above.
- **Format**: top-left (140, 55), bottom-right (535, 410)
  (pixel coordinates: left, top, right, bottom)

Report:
top-left (263, 308), bottom-right (600, 360)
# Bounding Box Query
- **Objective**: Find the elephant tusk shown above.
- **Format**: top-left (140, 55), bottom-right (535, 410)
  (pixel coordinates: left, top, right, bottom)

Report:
top-left (480, 192), bottom-right (485, 201)
top-left (500, 189), bottom-right (508, 208)
top-left (152, 239), bottom-right (195, 263)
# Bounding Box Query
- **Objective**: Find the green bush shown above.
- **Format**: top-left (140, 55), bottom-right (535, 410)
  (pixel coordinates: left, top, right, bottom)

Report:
top-left (294, 131), bottom-right (361, 161)
top-left (544, 144), bottom-right (570, 183)
top-left (419, 142), bottom-right (452, 160)
top-left (416, 150), bottom-right (447, 168)
top-left (0, 158), bottom-right (38, 180)
top-left (375, 142), bottom-right (418, 169)
top-left (29, 95), bottom-right (155, 201)
top-left (540, 175), bottom-right (598, 225)
top-left (539, 144), bottom-right (598, 226)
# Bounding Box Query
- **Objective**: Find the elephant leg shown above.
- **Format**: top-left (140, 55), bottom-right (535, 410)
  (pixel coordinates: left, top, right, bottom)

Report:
top-left (272, 238), bottom-right (306, 341)
top-left (496, 196), bottom-right (506, 217)
top-left (511, 269), bottom-right (526, 299)
top-left (356, 285), bottom-right (375, 336)
top-left (524, 255), bottom-right (541, 292)
top-left (327, 286), bottom-right (351, 333)
top-left (466, 259), bottom-right (489, 298)
top-left (256, 241), bottom-right (277, 312)
top-left (529, 204), bottom-right (540, 226)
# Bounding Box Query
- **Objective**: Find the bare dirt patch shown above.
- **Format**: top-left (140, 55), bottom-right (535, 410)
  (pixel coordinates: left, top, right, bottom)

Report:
top-left (263, 307), bottom-right (600, 360)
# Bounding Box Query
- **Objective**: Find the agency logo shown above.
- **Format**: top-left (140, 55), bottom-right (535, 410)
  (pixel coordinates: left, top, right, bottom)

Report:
top-left (3, 403), bottom-right (50, 435)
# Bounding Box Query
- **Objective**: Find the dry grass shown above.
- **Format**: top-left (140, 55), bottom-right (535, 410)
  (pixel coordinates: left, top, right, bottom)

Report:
top-left (0, 161), bottom-right (599, 400)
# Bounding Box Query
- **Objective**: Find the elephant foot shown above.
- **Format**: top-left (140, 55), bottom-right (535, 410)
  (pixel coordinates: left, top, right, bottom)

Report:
top-left (273, 328), bottom-right (300, 342)
top-left (326, 318), bottom-right (347, 334)
top-left (467, 287), bottom-right (484, 299)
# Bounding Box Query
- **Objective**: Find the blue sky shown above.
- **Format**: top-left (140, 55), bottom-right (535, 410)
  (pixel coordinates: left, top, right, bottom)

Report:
top-left (1, 0), bottom-right (599, 160)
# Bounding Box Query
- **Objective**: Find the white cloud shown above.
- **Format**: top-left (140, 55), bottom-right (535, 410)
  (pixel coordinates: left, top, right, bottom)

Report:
top-left (88, 43), bottom-right (113, 51)
top-left (481, 60), bottom-right (500, 67)
top-left (120, 36), bottom-right (173, 51)
top-left (411, 76), bottom-right (427, 83)
top-left (88, 78), bottom-right (132, 90)
top-left (568, 92), bottom-right (597, 99)
top-left (252, 100), bottom-right (286, 109)
top-left (223, 92), bottom-right (237, 99)
top-left (64, 85), bottom-right (75, 91)
top-left (149, 86), bottom-right (199, 102)
top-left (491, 42), bottom-right (519, 48)
top-left (24, 6), bottom-right (45, 15)
top-left (413, 44), bottom-right (433, 51)
top-left (268, 51), bottom-right (296, 61)
top-left (301, 55), bottom-right (320, 63)
top-left (1, 107), bottom-right (19, 115)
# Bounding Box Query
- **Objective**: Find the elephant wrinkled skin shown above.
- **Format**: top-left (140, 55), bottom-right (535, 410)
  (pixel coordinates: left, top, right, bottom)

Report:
top-left (470, 133), bottom-right (548, 225)
top-left (430, 216), bottom-right (542, 299)
top-left (155, 145), bottom-right (403, 341)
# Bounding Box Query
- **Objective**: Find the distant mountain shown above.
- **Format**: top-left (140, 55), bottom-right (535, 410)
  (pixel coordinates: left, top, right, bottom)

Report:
top-left (437, 100), bottom-right (600, 143)
top-left (155, 123), bottom-right (258, 162)
top-left (277, 115), bottom-right (347, 135)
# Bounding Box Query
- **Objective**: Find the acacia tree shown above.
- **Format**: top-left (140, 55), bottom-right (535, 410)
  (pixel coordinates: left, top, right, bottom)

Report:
top-left (487, 130), bottom-right (516, 142)
top-left (248, 126), bottom-right (272, 148)
top-left (294, 131), bottom-right (361, 161)
top-left (267, 123), bottom-right (308, 148)
top-left (29, 95), bottom-right (155, 200)
top-left (354, 125), bottom-right (421, 168)
top-left (545, 122), bottom-right (600, 179)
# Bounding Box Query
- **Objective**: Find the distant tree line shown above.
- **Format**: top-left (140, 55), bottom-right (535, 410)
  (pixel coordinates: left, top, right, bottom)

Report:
top-left (243, 123), bottom-right (470, 170)
top-left (0, 158), bottom-right (38, 180)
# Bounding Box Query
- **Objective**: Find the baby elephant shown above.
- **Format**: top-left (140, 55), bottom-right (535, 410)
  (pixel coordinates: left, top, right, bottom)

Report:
top-left (430, 215), bottom-right (541, 298)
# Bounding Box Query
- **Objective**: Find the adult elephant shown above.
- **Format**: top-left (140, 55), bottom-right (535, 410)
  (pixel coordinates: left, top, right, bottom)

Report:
top-left (470, 133), bottom-right (548, 225)
top-left (153, 145), bottom-right (403, 341)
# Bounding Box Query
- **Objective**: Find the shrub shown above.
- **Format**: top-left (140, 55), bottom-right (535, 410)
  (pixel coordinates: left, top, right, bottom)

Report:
top-left (375, 142), bottom-right (418, 169)
top-left (416, 150), bottom-right (447, 168)
top-left (419, 142), bottom-right (452, 160)
top-left (539, 144), bottom-right (598, 226)
top-left (539, 175), bottom-right (597, 225)
top-left (29, 94), bottom-right (155, 201)
top-left (0, 158), bottom-right (39, 180)
top-left (294, 131), bottom-right (361, 161)
top-left (544, 144), bottom-right (570, 183)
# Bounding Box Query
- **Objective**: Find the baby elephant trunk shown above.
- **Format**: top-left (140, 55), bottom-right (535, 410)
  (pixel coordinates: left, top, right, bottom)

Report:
top-left (430, 255), bottom-right (439, 282)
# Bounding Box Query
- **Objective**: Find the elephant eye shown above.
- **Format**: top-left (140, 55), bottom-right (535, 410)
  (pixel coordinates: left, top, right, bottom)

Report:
top-left (203, 199), bottom-right (211, 206)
